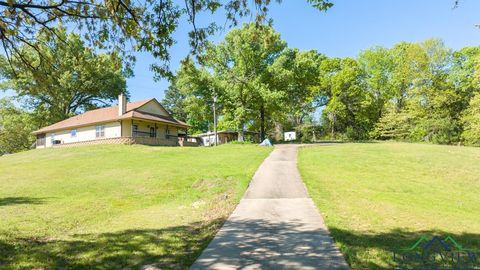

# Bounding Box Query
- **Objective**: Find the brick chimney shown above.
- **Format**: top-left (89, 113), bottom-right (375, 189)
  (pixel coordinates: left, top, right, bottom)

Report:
top-left (118, 93), bottom-right (126, 116)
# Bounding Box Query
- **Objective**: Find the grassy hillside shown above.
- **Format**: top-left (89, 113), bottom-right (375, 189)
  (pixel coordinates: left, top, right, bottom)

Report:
top-left (298, 142), bottom-right (480, 270)
top-left (0, 144), bottom-right (272, 269)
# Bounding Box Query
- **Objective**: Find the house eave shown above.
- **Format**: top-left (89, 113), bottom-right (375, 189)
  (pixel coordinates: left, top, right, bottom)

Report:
top-left (33, 116), bottom-right (190, 135)
top-left (128, 116), bottom-right (190, 129)
top-left (32, 119), bottom-right (123, 135)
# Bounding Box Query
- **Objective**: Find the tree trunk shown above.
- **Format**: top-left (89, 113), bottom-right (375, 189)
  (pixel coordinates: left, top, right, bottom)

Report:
top-left (260, 104), bottom-right (265, 141)
top-left (238, 130), bottom-right (245, 142)
top-left (238, 121), bottom-right (245, 142)
top-left (330, 112), bottom-right (336, 139)
top-left (297, 115), bottom-right (304, 141)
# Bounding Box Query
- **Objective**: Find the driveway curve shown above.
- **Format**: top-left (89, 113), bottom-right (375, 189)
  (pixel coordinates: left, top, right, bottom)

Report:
top-left (190, 144), bottom-right (350, 270)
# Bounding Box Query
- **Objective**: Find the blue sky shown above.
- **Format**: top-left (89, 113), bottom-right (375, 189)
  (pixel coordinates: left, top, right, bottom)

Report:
top-left (3, 0), bottom-right (480, 101)
top-left (127, 0), bottom-right (480, 102)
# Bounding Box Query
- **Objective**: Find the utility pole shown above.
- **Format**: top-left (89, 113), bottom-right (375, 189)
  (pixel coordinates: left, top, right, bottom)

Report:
top-left (213, 95), bottom-right (218, 146)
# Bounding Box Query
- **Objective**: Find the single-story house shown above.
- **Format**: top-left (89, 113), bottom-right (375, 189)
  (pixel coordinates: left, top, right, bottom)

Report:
top-left (33, 94), bottom-right (198, 148)
top-left (196, 130), bottom-right (260, 146)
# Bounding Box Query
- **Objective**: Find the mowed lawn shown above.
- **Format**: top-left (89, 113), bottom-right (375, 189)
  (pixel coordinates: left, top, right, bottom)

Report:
top-left (298, 142), bottom-right (480, 270)
top-left (0, 144), bottom-right (271, 269)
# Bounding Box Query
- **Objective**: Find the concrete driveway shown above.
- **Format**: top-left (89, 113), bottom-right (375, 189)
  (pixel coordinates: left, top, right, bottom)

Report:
top-left (190, 144), bottom-right (350, 270)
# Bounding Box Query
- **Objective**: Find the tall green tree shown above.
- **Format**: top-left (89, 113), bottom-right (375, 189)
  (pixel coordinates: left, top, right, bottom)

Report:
top-left (358, 46), bottom-right (395, 120)
top-left (270, 48), bottom-right (326, 139)
top-left (0, 27), bottom-right (128, 126)
top-left (162, 83), bottom-right (188, 121)
top-left (449, 47), bottom-right (480, 113)
top-left (404, 39), bottom-right (458, 143)
top-left (369, 40), bottom-right (463, 144)
top-left (173, 57), bottom-right (219, 134)
top-left (202, 23), bottom-right (287, 140)
top-left (461, 93), bottom-right (480, 146)
top-left (389, 42), bottom-right (429, 111)
top-left (320, 57), bottom-right (374, 140)
top-left (0, 98), bottom-right (36, 155)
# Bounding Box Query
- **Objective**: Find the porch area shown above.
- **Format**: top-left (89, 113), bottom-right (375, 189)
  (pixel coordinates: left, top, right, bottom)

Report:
top-left (123, 119), bottom-right (199, 146)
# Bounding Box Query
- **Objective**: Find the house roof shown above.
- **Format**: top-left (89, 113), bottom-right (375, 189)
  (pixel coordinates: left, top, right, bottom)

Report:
top-left (119, 110), bottom-right (189, 127)
top-left (33, 98), bottom-right (189, 134)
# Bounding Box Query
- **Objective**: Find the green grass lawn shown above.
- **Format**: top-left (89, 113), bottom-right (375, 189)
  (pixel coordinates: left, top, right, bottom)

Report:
top-left (0, 144), bottom-right (271, 269)
top-left (298, 142), bottom-right (480, 270)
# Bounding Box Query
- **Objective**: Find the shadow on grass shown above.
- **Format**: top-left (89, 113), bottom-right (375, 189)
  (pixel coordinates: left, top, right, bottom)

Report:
top-left (2, 216), bottom-right (479, 270)
top-left (329, 227), bottom-right (480, 270)
top-left (0, 197), bottom-right (46, 206)
top-left (0, 218), bottom-right (225, 270)
top-left (1, 217), bottom-right (350, 270)
top-left (0, 217), bottom-right (350, 270)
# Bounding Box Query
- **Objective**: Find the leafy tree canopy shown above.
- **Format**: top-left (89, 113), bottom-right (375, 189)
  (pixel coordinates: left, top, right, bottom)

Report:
top-left (0, 0), bottom-right (333, 78)
top-left (462, 93), bottom-right (480, 146)
top-left (0, 26), bottom-right (128, 125)
top-left (0, 98), bottom-right (35, 154)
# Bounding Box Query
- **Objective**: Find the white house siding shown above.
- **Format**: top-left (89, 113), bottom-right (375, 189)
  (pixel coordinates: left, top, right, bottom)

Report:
top-left (121, 119), bottom-right (131, 137)
top-left (201, 134), bottom-right (220, 146)
top-left (199, 133), bottom-right (237, 146)
top-left (45, 121), bottom-right (121, 147)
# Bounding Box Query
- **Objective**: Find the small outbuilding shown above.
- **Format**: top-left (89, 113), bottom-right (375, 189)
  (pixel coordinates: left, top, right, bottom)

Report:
top-left (284, 131), bottom-right (296, 141)
top-left (196, 131), bottom-right (259, 146)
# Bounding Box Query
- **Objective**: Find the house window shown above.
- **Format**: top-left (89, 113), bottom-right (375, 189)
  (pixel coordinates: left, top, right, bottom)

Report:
top-left (149, 127), bottom-right (156, 138)
top-left (95, 125), bottom-right (105, 138)
top-left (51, 133), bottom-right (55, 144)
top-left (71, 129), bottom-right (77, 137)
top-left (165, 126), bottom-right (170, 139)
top-left (36, 134), bottom-right (46, 146)
top-left (132, 124), bottom-right (138, 136)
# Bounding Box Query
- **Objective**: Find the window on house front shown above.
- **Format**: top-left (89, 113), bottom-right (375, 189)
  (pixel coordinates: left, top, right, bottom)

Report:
top-left (36, 134), bottom-right (46, 146)
top-left (51, 133), bottom-right (55, 144)
top-left (165, 127), bottom-right (170, 139)
top-left (132, 124), bottom-right (138, 136)
top-left (149, 127), bottom-right (156, 138)
top-left (95, 125), bottom-right (105, 138)
top-left (71, 129), bottom-right (77, 137)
